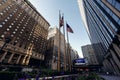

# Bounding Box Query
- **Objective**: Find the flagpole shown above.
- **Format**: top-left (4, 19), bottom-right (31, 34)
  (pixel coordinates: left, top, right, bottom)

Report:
top-left (58, 11), bottom-right (61, 72)
top-left (62, 14), bottom-right (67, 71)
top-left (66, 22), bottom-right (71, 71)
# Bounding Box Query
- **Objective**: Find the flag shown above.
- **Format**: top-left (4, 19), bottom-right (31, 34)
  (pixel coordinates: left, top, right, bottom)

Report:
top-left (66, 23), bottom-right (73, 33)
top-left (59, 13), bottom-right (64, 27)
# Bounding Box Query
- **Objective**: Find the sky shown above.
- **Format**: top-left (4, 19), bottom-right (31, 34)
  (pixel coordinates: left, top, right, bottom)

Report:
top-left (28, 0), bottom-right (91, 57)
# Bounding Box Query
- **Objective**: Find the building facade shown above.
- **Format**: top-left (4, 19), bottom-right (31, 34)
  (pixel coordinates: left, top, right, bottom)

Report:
top-left (0, 0), bottom-right (50, 66)
top-left (78, 0), bottom-right (120, 75)
top-left (45, 27), bottom-right (67, 71)
top-left (81, 45), bottom-right (98, 65)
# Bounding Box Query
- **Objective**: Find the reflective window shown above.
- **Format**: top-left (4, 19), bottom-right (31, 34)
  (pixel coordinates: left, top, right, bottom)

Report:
top-left (118, 20), bottom-right (120, 25)
top-left (107, 0), bottom-right (112, 4)
top-left (112, 0), bottom-right (116, 6)
top-left (110, 22), bottom-right (118, 31)
top-left (112, 13), bottom-right (119, 22)
top-left (115, 2), bottom-right (120, 11)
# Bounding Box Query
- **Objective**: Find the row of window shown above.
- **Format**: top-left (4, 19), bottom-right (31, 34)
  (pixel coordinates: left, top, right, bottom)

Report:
top-left (0, 3), bottom-right (15, 17)
top-left (85, 0), bottom-right (111, 51)
top-left (19, 1), bottom-right (49, 30)
top-left (96, 0), bottom-right (120, 26)
top-left (107, 0), bottom-right (120, 11)
top-left (0, 0), bottom-right (7, 6)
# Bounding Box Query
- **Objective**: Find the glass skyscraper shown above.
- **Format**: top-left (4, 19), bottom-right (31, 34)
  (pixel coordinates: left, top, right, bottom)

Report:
top-left (78, 0), bottom-right (120, 75)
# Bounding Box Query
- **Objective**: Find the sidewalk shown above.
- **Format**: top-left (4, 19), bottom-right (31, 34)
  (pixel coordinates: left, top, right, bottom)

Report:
top-left (99, 75), bottom-right (120, 80)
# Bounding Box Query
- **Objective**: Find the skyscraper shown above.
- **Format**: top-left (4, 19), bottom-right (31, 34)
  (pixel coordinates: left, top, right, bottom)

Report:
top-left (78, 0), bottom-right (120, 75)
top-left (0, 0), bottom-right (50, 66)
top-left (81, 45), bottom-right (98, 65)
top-left (45, 27), bottom-right (66, 71)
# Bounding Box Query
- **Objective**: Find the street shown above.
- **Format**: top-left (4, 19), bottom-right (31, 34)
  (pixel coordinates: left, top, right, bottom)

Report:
top-left (99, 75), bottom-right (120, 80)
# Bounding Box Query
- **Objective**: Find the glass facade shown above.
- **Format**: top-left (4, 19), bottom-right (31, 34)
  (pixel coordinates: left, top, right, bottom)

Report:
top-left (79, 0), bottom-right (120, 75)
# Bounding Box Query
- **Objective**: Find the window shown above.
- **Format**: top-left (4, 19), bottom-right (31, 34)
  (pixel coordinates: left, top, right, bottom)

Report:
top-left (7, 17), bottom-right (10, 19)
top-left (107, 0), bottom-right (112, 4)
top-left (5, 19), bottom-right (8, 22)
top-left (8, 6), bottom-right (10, 9)
top-left (15, 29), bottom-right (18, 31)
top-left (13, 32), bottom-right (16, 34)
top-left (0, 12), bottom-right (3, 15)
top-left (3, 10), bottom-right (6, 13)
top-left (17, 26), bottom-right (19, 28)
top-left (112, 13), bottom-right (119, 22)
top-left (21, 29), bottom-right (24, 31)
top-left (11, 23), bottom-right (14, 25)
top-left (7, 28), bottom-right (10, 31)
top-left (118, 20), bottom-right (120, 25)
top-left (6, 8), bottom-right (8, 11)
top-left (9, 25), bottom-right (12, 28)
top-left (2, 0), bottom-right (7, 2)
top-left (15, 18), bottom-right (18, 20)
top-left (0, 24), bottom-right (3, 28)
top-left (20, 32), bottom-right (22, 34)
top-left (4, 31), bottom-right (7, 34)
top-left (13, 21), bottom-right (16, 23)
top-left (11, 34), bottom-right (14, 37)
top-left (9, 14), bottom-right (12, 17)
top-left (115, 2), bottom-right (120, 11)
top-left (1, 35), bottom-right (4, 38)
top-left (13, 42), bottom-right (17, 45)
top-left (2, 22), bottom-right (5, 24)
top-left (15, 40), bottom-right (17, 42)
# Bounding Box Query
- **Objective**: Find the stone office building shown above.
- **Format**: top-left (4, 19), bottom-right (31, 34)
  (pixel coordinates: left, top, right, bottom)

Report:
top-left (0, 0), bottom-right (50, 66)
top-left (45, 27), bottom-right (66, 71)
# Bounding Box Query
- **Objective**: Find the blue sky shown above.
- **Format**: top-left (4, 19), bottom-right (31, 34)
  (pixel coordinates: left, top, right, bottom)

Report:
top-left (28, 0), bottom-right (91, 57)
